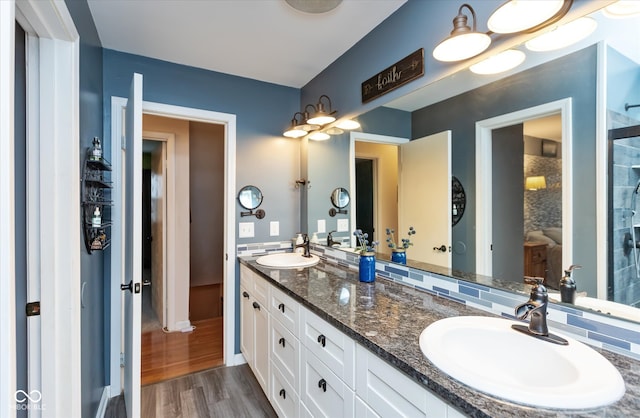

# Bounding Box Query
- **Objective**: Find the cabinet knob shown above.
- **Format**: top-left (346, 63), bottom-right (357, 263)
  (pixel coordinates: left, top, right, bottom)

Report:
top-left (279, 389), bottom-right (286, 399)
top-left (279, 337), bottom-right (286, 348)
top-left (242, 291), bottom-right (250, 299)
top-left (318, 378), bottom-right (327, 392)
top-left (252, 301), bottom-right (260, 310)
top-left (278, 303), bottom-right (285, 313)
top-left (317, 334), bottom-right (326, 347)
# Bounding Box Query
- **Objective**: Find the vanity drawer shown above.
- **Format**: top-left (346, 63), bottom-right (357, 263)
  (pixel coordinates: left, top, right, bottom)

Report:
top-left (270, 315), bottom-right (300, 390)
top-left (301, 348), bottom-right (354, 418)
top-left (270, 362), bottom-right (300, 418)
top-left (302, 308), bottom-right (355, 388)
top-left (271, 285), bottom-right (300, 337)
top-left (240, 265), bottom-right (269, 308)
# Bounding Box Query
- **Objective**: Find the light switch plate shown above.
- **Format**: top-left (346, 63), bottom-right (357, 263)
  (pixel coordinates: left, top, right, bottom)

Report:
top-left (317, 219), bottom-right (326, 233)
top-left (270, 221), bottom-right (279, 236)
top-left (239, 222), bottom-right (254, 238)
top-left (337, 218), bottom-right (349, 232)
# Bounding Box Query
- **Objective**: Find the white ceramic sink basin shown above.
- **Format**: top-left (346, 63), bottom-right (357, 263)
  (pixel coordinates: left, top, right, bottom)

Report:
top-left (256, 252), bottom-right (319, 268)
top-left (419, 316), bottom-right (625, 410)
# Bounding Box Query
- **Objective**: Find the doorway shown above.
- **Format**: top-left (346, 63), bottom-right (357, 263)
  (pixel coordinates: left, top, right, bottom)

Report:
top-left (476, 99), bottom-right (572, 285)
top-left (139, 115), bottom-right (225, 386)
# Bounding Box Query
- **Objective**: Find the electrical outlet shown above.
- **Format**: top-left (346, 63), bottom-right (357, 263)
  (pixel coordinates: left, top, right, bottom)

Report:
top-left (337, 218), bottom-right (349, 232)
top-left (239, 222), bottom-right (254, 238)
top-left (317, 219), bottom-right (326, 233)
top-left (270, 221), bottom-right (279, 236)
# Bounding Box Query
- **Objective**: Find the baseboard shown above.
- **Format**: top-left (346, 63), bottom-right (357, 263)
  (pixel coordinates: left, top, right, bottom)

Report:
top-left (229, 353), bottom-right (247, 366)
top-left (95, 386), bottom-right (110, 418)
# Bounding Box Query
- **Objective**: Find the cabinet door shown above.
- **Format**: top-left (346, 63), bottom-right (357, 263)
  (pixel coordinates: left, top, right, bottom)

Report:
top-left (253, 298), bottom-right (270, 394)
top-left (239, 285), bottom-right (253, 365)
top-left (271, 316), bottom-right (300, 391)
top-left (302, 308), bottom-right (355, 388)
top-left (356, 395), bottom-right (381, 418)
top-left (355, 344), bottom-right (428, 417)
top-left (302, 349), bottom-right (354, 418)
top-left (270, 362), bottom-right (300, 418)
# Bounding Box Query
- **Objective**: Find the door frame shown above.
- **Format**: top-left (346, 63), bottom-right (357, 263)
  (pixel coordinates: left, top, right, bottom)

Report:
top-left (2, 1), bottom-right (81, 416)
top-left (109, 98), bottom-right (237, 396)
top-left (475, 98), bottom-right (573, 277)
top-left (142, 132), bottom-right (173, 329)
top-left (349, 132), bottom-right (408, 247)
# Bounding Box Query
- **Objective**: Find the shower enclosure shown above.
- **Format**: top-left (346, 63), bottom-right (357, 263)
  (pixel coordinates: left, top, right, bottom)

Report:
top-left (609, 123), bottom-right (640, 307)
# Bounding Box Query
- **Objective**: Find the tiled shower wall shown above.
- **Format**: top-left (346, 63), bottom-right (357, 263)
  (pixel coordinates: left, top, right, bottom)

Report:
top-left (611, 108), bottom-right (640, 307)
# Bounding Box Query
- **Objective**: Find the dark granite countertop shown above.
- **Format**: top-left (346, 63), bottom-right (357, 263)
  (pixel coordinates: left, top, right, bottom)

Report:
top-left (239, 257), bottom-right (640, 418)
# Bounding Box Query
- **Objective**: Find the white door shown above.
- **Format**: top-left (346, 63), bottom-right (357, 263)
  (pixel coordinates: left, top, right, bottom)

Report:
top-left (399, 131), bottom-right (452, 268)
top-left (123, 73), bottom-right (143, 418)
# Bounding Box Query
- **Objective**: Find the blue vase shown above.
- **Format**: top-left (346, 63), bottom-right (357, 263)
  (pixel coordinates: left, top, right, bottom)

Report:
top-left (391, 249), bottom-right (406, 265)
top-left (359, 252), bottom-right (376, 283)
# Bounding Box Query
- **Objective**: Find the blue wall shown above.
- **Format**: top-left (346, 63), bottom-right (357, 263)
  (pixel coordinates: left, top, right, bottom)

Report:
top-left (102, 50), bottom-right (301, 356)
top-left (65, 1), bottom-right (106, 416)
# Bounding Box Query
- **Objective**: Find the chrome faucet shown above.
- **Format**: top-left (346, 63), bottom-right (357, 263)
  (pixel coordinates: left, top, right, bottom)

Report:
top-left (295, 233), bottom-right (312, 258)
top-left (327, 230), bottom-right (340, 247)
top-left (513, 276), bottom-right (568, 345)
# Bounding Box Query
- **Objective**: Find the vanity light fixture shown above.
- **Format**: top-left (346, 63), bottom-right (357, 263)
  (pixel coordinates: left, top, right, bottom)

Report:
top-left (306, 95), bottom-right (337, 126)
top-left (603, 1), bottom-right (640, 18)
top-left (487, 0), bottom-right (565, 34)
top-left (283, 95), bottom-right (361, 140)
top-left (525, 16), bottom-right (597, 52)
top-left (470, 49), bottom-right (526, 75)
top-left (433, 4), bottom-right (491, 62)
top-left (309, 131), bottom-right (331, 141)
top-left (283, 112), bottom-right (312, 138)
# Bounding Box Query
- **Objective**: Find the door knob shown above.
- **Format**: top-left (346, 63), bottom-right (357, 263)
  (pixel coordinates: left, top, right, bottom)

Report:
top-left (433, 245), bottom-right (447, 252)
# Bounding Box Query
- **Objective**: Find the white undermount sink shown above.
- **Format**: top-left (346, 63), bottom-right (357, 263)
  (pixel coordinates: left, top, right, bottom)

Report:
top-left (256, 252), bottom-right (319, 268)
top-left (419, 316), bottom-right (625, 410)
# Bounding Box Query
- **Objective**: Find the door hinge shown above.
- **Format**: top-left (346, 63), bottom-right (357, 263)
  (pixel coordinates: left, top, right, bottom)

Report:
top-left (120, 353), bottom-right (125, 368)
top-left (26, 301), bottom-right (40, 316)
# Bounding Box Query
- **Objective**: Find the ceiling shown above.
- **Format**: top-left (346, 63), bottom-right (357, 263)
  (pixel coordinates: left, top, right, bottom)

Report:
top-left (87, 0), bottom-right (406, 88)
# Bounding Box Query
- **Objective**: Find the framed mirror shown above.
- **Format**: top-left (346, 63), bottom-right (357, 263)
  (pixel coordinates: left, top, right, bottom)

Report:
top-left (306, 4), bottom-right (640, 325)
top-left (238, 185), bottom-right (265, 219)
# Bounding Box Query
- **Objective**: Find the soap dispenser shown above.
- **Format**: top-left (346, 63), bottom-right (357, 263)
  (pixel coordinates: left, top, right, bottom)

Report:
top-left (559, 264), bottom-right (582, 304)
top-left (311, 232), bottom-right (319, 244)
top-left (295, 233), bottom-right (304, 253)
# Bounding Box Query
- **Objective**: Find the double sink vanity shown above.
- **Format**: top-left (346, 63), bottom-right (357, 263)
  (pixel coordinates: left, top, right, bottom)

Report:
top-left (239, 250), bottom-right (639, 417)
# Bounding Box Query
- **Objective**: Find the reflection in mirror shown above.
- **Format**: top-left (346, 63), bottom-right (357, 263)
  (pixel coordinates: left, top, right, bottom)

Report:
top-left (307, 5), bottom-right (640, 324)
top-left (330, 187), bottom-right (350, 209)
top-left (238, 185), bottom-right (265, 219)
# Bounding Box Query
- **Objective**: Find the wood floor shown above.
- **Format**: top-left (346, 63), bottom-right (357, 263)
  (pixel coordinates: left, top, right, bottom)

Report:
top-left (142, 317), bottom-right (224, 386)
top-left (105, 364), bottom-right (277, 418)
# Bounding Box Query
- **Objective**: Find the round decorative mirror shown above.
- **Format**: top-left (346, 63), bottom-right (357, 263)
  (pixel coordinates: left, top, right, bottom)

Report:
top-left (330, 187), bottom-right (350, 209)
top-left (238, 185), bottom-right (265, 219)
top-left (452, 176), bottom-right (466, 227)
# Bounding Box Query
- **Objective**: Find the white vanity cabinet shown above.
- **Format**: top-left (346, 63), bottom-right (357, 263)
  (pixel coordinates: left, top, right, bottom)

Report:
top-left (240, 264), bottom-right (465, 418)
top-left (239, 265), bottom-right (270, 395)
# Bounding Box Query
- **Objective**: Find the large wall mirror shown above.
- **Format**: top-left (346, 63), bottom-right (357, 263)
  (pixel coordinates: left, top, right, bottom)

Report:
top-left (306, 4), bottom-right (640, 324)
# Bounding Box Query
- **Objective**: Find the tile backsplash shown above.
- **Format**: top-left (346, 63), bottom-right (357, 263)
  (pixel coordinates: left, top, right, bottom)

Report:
top-left (238, 242), bottom-right (640, 361)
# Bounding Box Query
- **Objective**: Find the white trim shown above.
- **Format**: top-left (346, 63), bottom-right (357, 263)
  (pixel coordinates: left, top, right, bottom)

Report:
top-left (596, 42), bottom-right (608, 299)
top-left (0, 2), bottom-right (17, 416)
top-left (3, 0), bottom-right (81, 416)
top-left (348, 132), bottom-right (409, 247)
top-left (110, 99), bottom-right (237, 395)
top-left (95, 386), bottom-right (111, 418)
top-left (142, 131), bottom-right (174, 329)
top-left (475, 99), bottom-right (573, 277)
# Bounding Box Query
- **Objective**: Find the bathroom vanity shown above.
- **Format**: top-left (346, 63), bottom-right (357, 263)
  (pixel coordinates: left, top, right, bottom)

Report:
top-left (238, 255), bottom-right (640, 417)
